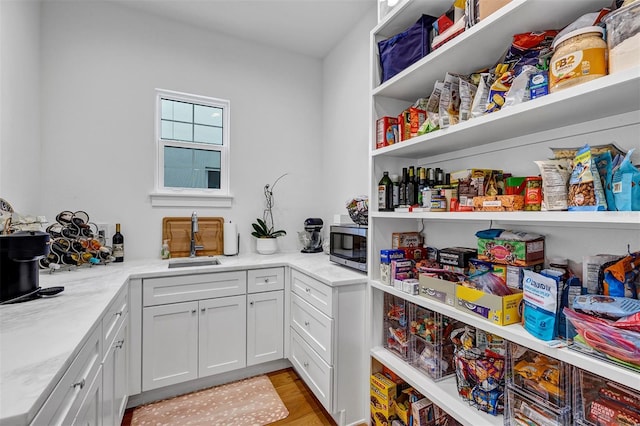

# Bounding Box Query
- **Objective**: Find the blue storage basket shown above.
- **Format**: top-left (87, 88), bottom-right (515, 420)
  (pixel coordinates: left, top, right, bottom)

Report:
top-left (378, 14), bottom-right (436, 83)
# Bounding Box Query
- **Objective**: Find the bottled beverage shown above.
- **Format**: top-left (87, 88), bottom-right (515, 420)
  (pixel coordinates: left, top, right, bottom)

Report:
top-left (418, 167), bottom-right (426, 206)
top-left (378, 171), bottom-right (394, 211)
top-left (391, 174), bottom-right (400, 208)
top-left (407, 166), bottom-right (416, 206)
top-left (428, 167), bottom-right (436, 187)
top-left (112, 223), bottom-right (124, 262)
top-left (436, 168), bottom-right (444, 186)
top-left (399, 168), bottom-right (408, 206)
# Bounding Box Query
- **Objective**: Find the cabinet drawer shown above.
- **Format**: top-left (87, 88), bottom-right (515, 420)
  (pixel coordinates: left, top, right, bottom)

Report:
top-left (247, 267), bottom-right (285, 293)
top-left (102, 284), bottom-right (128, 359)
top-left (291, 269), bottom-right (333, 317)
top-left (31, 325), bottom-right (102, 426)
top-left (143, 271), bottom-right (247, 306)
top-left (290, 329), bottom-right (332, 412)
top-left (291, 293), bottom-right (333, 365)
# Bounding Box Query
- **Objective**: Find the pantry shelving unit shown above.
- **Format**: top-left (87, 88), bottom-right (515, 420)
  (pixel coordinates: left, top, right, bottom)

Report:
top-left (368, 0), bottom-right (640, 425)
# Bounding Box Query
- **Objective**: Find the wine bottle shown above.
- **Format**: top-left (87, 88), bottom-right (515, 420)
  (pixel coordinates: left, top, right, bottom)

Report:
top-left (112, 223), bottom-right (124, 263)
top-left (391, 174), bottom-right (400, 208)
top-left (377, 171), bottom-right (394, 211)
top-left (399, 168), bottom-right (408, 207)
top-left (407, 166), bottom-right (416, 206)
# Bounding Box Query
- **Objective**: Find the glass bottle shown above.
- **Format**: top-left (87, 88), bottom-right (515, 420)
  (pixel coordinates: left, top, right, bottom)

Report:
top-left (378, 171), bottom-right (394, 211)
top-left (391, 174), bottom-right (400, 208)
top-left (407, 166), bottom-right (416, 206)
top-left (399, 168), bottom-right (408, 206)
top-left (112, 223), bottom-right (124, 263)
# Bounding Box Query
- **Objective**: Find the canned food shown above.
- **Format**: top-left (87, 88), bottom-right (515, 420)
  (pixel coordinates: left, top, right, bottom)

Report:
top-left (524, 176), bottom-right (542, 211)
top-left (549, 26), bottom-right (607, 92)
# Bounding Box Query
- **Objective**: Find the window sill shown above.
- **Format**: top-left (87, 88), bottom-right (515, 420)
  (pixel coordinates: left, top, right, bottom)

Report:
top-left (149, 192), bottom-right (233, 208)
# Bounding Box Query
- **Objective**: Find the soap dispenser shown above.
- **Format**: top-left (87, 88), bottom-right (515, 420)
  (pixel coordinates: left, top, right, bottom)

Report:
top-left (161, 240), bottom-right (171, 259)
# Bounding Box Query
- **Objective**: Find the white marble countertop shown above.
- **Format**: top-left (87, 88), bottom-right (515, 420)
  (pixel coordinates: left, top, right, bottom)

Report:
top-left (0, 251), bottom-right (366, 425)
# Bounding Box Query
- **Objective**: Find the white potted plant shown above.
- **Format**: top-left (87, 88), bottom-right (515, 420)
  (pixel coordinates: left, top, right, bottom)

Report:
top-left (251, 174), bottom-right (287, 254)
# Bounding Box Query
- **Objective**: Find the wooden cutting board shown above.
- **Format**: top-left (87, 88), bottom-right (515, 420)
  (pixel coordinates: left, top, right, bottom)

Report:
top-left (162, 217), bottom-right (224, 258)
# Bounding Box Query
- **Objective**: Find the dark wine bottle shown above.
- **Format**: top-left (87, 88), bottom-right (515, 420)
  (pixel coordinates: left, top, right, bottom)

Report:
top-left (112, 223), bottom-right (124, 263)
top-left (407, 166), bottom-right (416, 206)
top-left (399, 168), bottom-right (408, 207)
top-left (377, 171), bottom-right (394, 211)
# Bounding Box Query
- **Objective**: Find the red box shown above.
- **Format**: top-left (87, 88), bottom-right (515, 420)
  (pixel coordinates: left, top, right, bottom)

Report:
top-left (376, 116), bottom-right (398, 149)
top-left (409, 107), bottom-right (426, 138)
top-left (397, 110), bottom-right (410, 142)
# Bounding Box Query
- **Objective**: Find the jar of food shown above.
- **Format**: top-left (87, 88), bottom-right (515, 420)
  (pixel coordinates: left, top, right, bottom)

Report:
top-left (549, 26), bottom-right (607, 92)
top-left (602, 2), bottom-right (640, 74)
top-left (524, 176), bottom-right (542, 211)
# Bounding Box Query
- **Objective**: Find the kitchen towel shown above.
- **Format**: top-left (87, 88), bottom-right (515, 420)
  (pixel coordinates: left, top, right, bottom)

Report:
top-left (224, 221), bottom-right (238, 255)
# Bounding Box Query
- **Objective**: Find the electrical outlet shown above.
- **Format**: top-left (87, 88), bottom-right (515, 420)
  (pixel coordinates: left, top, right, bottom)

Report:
top-left (95, 223), bottom-right (110, 245)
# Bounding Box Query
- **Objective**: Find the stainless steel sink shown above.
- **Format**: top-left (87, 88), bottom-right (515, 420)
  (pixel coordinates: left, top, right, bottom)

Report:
top-left (168, 257), bottom-right (221, 268)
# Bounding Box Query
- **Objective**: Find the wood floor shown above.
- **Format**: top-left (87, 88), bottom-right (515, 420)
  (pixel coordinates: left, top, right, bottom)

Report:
top-left (121, 368), bottom-right (337, 425)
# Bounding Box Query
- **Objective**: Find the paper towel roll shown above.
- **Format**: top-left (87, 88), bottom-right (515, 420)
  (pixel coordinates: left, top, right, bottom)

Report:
top-left (223, 222), bottom-right (238, 255)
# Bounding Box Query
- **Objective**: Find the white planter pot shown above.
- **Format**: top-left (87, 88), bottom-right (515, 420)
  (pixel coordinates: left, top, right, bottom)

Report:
top-left (255, 237), bottom-right (278, 255)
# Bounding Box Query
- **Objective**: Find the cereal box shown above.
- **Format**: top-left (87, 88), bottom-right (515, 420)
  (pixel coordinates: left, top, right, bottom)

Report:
top-left (376, 116), bottom-right (398, 149)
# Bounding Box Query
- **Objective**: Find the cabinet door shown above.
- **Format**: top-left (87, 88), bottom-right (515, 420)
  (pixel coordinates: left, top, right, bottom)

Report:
top-left (142, 301), bottom-right (198, 391)
top-left (198, 295), bottom-right (247, 377)
top-left (247, 290), bottom-right (284, 366)
top-left (103, 315), bottom-right (129, 426)
top-left (72, 365), bottom-right (102, 426)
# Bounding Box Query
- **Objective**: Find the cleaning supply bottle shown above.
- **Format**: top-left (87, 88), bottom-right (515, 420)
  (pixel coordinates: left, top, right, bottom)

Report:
top-left (161, 240), bottom-right (171, 259)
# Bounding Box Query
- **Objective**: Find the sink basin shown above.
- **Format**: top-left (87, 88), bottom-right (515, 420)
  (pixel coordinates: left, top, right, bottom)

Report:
top-left (168, 257), bottom-right (221, 268)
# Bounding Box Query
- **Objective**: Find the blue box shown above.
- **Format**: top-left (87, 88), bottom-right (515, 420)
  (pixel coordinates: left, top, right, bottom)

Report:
top-left (381, 249), bottom-right (405, 263)
top-left (529, 71), bottom-right (549, 100)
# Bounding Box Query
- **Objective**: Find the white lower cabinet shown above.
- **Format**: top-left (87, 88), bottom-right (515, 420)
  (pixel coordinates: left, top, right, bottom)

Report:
top-left (141, 272), bottom-right (248, 391)
top-left (289, 269), bottom-right (366, 426)
top-left (102, 315), bottom-right (128, 426)
top-left (247, 290), bottom-right (284, 366)
top-left (73, 366), bottom-right (103, 426)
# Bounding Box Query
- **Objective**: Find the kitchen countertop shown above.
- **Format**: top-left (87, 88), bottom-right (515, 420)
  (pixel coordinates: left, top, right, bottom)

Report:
top-left (0, 251), bottom-right (366, 425)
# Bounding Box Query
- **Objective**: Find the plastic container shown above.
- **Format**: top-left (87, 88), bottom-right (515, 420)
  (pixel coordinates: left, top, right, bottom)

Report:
top-left (602, 2), bottom-right (640, 74)
top-left (549, 26), bottom-right (607, 92)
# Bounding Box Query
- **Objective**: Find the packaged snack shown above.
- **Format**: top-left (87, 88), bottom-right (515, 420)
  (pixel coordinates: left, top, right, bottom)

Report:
top-left (458, 77), bottom-right (477, 121)
top-left (439, 73), bottom-right (461, 128)
top-left (549, 143), bottom-right (626, 160)
top-left (612, 148), bottom-right (640, 211)
top-left (470, 73), bottom-right (491, 118)
top-left (572, 295), bottom-right (640, 319)
top-left (418, 81), bottom-right (443, 135)
top-left (522, 269), bottom-right (560, 341)
top-left (594, 151), bottom-right (617, 211)
top-left (484, 65), bottom-right (515, 114)
top-left (503, 65), bottom-right (538, 108)
top-left (602, 251), bottom-right (640, 298)
top-left (568, 144), bottom-right (608, 211)
top-left (534, 159), bottom-right (571, 211)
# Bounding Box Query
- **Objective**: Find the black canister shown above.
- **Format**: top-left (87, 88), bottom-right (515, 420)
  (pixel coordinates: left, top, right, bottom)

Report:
top-left (0, 231), bottom-right (50, 302)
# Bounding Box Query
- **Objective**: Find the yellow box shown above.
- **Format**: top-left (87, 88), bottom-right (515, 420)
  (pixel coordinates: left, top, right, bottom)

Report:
top-left (370, 373), bottom-right (396, 424)
top-left (418, 274), bottom-right (457, 307)
top-left (455, 285), bottom-right (523, 325)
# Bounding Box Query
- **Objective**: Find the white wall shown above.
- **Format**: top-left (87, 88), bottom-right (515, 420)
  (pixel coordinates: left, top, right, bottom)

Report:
top-left (0, 0), bottom-right (41, 213)
top-left (37, 1), bottom-right (326, 259)
top-left (322, 7), bottom-right (376, 228)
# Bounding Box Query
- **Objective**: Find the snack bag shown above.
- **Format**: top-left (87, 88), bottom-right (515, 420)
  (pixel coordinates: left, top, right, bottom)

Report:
top-left (594, 151), bottom-right (616, 211)
top-left (439, 73), bottom-right (460, 128)
top-left (418, 81), bottom-right (443, 135)
top-left (484, 65), bottom-right (515, 114)
top-left (470, 73), bottom-right (491, 118)
top-left (503, 65), bottom-right (538, 108)
top-left (534, 159), bottom-right (571, 211)
top-left (522, 269), bottom-right (559, 341)
top-left (568, 144), bottom-right (607, 211)
top-left (459, 77), bottom-right (477, 122)
top-left (612, 148), bottom-right (640, 211)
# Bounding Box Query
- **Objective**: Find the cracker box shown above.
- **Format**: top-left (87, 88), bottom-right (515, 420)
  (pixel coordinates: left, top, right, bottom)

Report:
top-left (409, 107), bottom-right (426, 138)
top-left (455, 285), bottom-right (523, 325)
top-left (450, 169), bottom-right (503, 208)
top-left (419, 274), bottom-right (457, 307)
top-left (438, 246), bottom-right (477, 268)
top-left (411, 398), bottom-right (434, 426)
top-left (392, 232), bottom-right (422, 249)
top-left (477, 237), bottom-right (545, 266)
top-left (370, 373), bottom-right (397, 425)
top-left (473, 195), bottom-right (524, 211)
top-left (397, 109), bottom-right (410, 142)
top-left (380, 249), bottom-right (405, 285)
top-left (376, 116), bottom-right (398, 149)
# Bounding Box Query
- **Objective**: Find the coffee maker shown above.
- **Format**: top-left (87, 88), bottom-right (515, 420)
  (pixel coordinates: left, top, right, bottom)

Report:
top-left (0, 230), bottom-right (64, 304)
top-left (299, 218), bottom-right (324, 253)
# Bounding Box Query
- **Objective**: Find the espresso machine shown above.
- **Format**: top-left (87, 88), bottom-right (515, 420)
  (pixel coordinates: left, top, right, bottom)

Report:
top-left (299, 218), bottom-right (324, 253)
top-left (0, 230), bottom-right (64, 304)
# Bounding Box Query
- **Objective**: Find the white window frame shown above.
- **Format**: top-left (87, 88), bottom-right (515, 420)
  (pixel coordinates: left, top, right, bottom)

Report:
top-left (150, 88), bottom-right (232, 207)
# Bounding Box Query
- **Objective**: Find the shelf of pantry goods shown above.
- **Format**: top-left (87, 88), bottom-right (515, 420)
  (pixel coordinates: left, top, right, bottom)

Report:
top-left (369, 210), bottom-right (640, 227)
top-left (371, 347), bottom-right (501, 426)
top-left (370, 280), bottom-right (640, 392)
top-left (371, 66), bottom-right (639, 159)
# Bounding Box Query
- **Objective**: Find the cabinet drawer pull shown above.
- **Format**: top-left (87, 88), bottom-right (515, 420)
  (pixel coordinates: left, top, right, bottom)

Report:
top-left (250, 301), bottom-right (254, 306)
top-left (303, 361), bottom-right (309, 368)
top-left (201, 307), bottom-right (206, 312)
top-left (114, 310), bottom-right (123, 317)
top-left (191, 309), bottom-right (197, 314)
top-left (115, 339), bottom-right (124, 349)
top-left (264, 278), bottom-right (269, 283)
top-left (305, 287), bottom-right (311, 293)
top-left (304, 321), bottom-right (310, 327)
top-left (72, 378), bottom-right (85, 389)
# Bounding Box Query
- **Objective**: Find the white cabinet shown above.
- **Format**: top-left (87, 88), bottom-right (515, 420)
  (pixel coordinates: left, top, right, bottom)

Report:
top-left (141, 271), bottom-right (248, 391)
top-left (73, 366), bottom-right (103, 426)
top-left (247, 267), bottom-right (285, 366)
top-left (368, 1), bottom-right (640, 425)
top-left (30, 326), bottom-right (102, 426)
top-left (289, 269), bottom-right (366, 426)
top-left (102, 315), bottom-right (128, 426)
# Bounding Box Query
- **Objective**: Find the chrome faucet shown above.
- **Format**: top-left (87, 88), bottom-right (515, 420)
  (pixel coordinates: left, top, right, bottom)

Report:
top-left (190, 211), bottom-right (204, 257)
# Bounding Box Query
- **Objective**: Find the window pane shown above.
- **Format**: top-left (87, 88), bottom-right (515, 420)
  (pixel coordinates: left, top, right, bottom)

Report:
top-left (173, 101), bottom-right (192, 122)
top-left (173, 122), bottom-right (193, 142)
top-left (161, 120), bottom-right (173, 140)
top-left (194, 124), bottom-right (222, 145)
top-left (194, 105), bottom-right (222, 127)
top-left (161, 99), bottom-right (173, 120)
top-left (164, 146), bottom-right (221, 189)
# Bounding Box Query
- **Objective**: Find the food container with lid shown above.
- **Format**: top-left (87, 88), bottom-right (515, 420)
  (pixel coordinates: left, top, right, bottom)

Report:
top-left (549, 26), bottom-right (607, 92)
top-left (602, 2), bottom-right (640, 74)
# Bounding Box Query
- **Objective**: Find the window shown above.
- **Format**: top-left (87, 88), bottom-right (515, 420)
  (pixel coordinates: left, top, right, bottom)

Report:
top-left (152, 89), bottom-right (231, 207)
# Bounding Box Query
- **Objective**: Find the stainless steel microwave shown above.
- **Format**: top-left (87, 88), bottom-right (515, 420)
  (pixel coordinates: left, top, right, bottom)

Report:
top-left (329, 225), bottom-right (367, 272)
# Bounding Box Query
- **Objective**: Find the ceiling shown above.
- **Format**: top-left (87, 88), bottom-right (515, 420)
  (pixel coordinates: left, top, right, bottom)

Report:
top-left (109, 0), bottom-right (377, 59)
